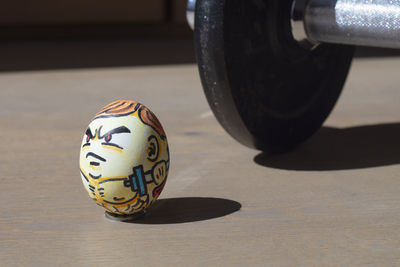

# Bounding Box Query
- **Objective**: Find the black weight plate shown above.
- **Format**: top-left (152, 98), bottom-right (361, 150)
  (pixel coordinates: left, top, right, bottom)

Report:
top-left (194, 0), bottom-right (354, 153)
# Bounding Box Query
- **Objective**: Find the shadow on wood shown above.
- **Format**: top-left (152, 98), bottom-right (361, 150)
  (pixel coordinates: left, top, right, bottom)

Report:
top-left (254, 123), bottom-right (400, 171)
top-left (129, 197), bottom-right (241, 224)
top-left (0, 38), bottom-right (195, 72)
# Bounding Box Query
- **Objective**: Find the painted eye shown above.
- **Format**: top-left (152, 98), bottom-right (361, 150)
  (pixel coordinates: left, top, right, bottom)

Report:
top-left (103, 132), bottom-right (130, 150)
top-left (84, 128), bottom-right (94, 146)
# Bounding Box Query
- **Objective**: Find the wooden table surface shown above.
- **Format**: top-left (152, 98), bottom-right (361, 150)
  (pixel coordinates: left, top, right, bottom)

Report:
top-left (1, 41), bottom-right (400, 266)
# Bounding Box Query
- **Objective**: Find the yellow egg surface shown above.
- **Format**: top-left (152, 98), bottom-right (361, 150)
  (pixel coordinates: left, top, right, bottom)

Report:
top-left (79, 100), bottom-right (169, 215)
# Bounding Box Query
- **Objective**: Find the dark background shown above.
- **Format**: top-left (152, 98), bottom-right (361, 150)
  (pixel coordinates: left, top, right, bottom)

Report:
top-left (0, 0), bottom-right (398, 72)
top-left (0, 0), bottom-right (190, 39)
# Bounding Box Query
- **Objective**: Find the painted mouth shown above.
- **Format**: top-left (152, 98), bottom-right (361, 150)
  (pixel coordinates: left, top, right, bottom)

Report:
top-left (89, 173), bottom-right (102, 179)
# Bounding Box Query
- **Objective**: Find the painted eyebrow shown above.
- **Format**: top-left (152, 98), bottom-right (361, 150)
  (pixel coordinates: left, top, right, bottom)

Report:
top-left (100, 126), bottom-right (131, 138)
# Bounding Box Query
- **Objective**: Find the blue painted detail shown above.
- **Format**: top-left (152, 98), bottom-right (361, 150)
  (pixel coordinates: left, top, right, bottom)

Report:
top-left (131, 176), bottom-right (138, 191)
top-left (135, 166), bottom-right (146, 196)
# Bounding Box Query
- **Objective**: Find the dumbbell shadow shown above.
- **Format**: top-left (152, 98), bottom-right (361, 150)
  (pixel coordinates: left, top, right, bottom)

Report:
top-left (254, 123), bottom-right (400, 171)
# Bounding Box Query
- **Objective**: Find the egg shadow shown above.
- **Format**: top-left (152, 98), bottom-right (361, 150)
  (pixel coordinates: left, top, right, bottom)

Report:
top-left (127, 197), bottom-right (241, 224)
top-left (254, 123), bottom-right (400, 171)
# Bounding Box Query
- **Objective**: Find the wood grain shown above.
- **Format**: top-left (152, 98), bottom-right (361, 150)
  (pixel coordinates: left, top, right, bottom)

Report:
top-left (0, 44), bottom-right (400, 266)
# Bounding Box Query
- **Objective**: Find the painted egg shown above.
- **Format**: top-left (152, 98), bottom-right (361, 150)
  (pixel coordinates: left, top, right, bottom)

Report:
top-left (79, 100), bottom-right (169, 219)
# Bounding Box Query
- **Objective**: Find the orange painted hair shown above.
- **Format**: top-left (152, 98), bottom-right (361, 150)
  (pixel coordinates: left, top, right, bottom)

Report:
top-left (93, 100), bottom-right (166, 139)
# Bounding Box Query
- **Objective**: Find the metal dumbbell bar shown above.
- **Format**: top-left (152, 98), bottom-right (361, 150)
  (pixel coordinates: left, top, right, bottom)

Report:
top-left (189, 0), bottom-right (400, 49)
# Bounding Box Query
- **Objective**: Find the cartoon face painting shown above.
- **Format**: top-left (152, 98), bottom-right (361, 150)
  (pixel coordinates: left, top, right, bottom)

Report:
top-left (79, 100), bottom-right (169, 215)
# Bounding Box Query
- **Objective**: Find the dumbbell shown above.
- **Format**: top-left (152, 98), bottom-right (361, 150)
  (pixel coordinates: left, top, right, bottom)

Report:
top-left (186, 0), bottom-right (399, 153)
